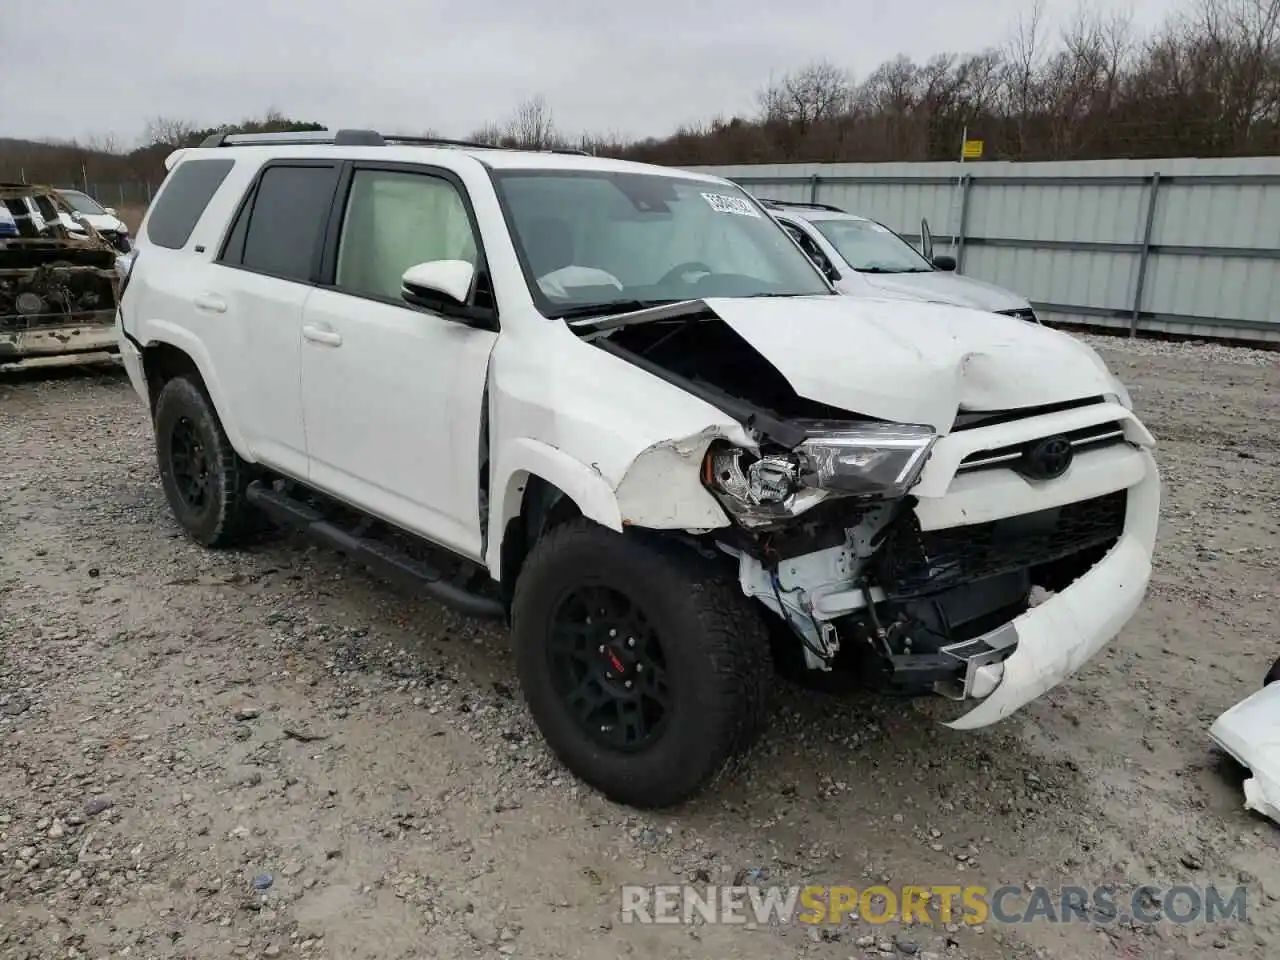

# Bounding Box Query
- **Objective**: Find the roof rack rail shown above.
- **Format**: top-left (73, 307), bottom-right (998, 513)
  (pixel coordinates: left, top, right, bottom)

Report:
top-left (199, 128), bottom-right (592, 156)
top-left (755, 197), bottom-right (846, 213)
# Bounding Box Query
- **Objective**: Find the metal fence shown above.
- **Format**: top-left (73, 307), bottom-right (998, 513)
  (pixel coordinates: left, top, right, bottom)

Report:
top-left (692, 157), bottom-right (1280, 343)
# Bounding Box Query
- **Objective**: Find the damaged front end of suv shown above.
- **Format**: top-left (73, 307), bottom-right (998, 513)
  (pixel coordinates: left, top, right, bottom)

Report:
top-left (0, 183), bottom-right (121, 367)
top-left (576, 295), bottom-right (1160, 730)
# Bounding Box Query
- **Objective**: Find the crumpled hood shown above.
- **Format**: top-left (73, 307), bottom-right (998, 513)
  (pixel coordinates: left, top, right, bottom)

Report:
top-left (851, 270), bottom-right (1030, 313)
top-left (702, 295), bottom-right (1121, 433)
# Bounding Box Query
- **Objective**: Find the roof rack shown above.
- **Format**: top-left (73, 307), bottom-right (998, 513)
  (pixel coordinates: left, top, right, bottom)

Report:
top-left (755, 197), bottom-right (846, 213)
top-left (199, 128), bottom-right (590, 156)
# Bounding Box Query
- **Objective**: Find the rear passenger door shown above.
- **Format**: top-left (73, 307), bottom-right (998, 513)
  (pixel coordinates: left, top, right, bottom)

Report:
top-left (299, 162), bottom-right (498, 562)
top-left (211, 162), bottom-right (341, 478)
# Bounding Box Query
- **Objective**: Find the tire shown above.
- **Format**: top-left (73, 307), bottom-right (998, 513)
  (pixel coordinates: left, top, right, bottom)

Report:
top-left (511, 519), bottom-right (771, 809)
top-left (153, 375), bottom-right (258, 548)
top-left (1265, 655), bottom-right (1280, 687)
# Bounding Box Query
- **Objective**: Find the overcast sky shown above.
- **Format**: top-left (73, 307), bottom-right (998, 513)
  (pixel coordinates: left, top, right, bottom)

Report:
top-left (3, 0), bottom-right (1183, 146)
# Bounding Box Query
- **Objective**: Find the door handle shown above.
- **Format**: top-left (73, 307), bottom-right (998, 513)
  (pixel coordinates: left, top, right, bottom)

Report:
top-left (302, 324), bottom-right (342, 347)
top-left (192, 292), bottom-right (227, 313)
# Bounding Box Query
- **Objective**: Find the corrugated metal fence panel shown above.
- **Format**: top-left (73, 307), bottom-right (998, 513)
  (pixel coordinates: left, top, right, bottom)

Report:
top-left (690, 157), bottom-right (1280, 343)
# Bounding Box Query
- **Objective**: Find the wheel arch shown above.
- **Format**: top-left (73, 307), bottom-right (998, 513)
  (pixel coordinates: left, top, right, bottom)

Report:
top-left (138, 325), bottom-right (251, 459)
top-left (488, 438), bottom-right (624, 603)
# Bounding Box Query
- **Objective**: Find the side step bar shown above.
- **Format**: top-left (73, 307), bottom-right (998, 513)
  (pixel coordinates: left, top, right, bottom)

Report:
top-left (246, 480), bottom-right (505, 620)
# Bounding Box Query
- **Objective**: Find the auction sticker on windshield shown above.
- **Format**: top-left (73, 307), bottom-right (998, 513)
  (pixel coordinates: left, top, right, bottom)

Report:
top-left (702, 193), bottom-right (761, 217)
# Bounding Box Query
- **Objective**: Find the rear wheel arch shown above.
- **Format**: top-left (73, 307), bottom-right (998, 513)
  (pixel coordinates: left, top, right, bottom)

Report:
top-left (138, 337), bottom-right (251, 460)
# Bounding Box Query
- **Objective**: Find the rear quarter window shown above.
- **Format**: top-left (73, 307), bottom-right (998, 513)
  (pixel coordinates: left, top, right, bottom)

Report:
top-left (145, 158), bottom-right (236, 250)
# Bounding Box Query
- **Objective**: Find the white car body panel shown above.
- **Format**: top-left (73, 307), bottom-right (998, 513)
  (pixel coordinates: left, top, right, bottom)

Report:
top-left (1209, 681), bottom-right (1280, 826)
top-left (855, 270), bottom-right (1029, 313)
top-left (703, 295), bottom-right (1119, 431)
top-left (118, 142), bottom-right (1158, 734)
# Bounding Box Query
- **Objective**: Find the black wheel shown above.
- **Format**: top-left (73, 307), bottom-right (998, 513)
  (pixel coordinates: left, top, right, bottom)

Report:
top-left (511, 520), bottom-right (771, 809)
top-left (154, 375), bottom-right (258, 548)
top-left (1265, 655), bottom-right (1280, 687)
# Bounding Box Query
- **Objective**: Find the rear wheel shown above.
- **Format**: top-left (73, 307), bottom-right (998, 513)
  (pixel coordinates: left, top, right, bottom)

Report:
top-left (511, 520), bottom-right (771, 808)
top-left (154, 375), bottom-right (259, 548)
top-left (1265, 655), bottom-right (1280, 687)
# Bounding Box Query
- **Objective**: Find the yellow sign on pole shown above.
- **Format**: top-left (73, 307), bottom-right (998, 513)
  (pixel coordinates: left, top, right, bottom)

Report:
top-left (962, 139), bottom-right (984, 160)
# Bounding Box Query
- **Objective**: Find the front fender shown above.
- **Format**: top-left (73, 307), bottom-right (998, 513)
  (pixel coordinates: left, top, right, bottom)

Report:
top-left (486, 430), bottom-right (736, 578)
top-left (487, 437), bottom-right (624, 576)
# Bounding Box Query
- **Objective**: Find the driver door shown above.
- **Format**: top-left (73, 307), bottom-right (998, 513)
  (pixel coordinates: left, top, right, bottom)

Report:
top-left (300, 163), bottom-right (498, 561)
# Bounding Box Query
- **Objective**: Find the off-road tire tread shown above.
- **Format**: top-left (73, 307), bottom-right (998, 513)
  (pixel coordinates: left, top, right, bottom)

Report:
top-left (154, 375), bottom-right (257, 549)
top-left (511, 519), bottom-right (771, 809)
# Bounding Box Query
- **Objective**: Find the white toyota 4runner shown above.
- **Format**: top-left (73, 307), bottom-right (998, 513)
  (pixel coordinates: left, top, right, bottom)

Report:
top-left (117, 130), bottom-right (1160, 809)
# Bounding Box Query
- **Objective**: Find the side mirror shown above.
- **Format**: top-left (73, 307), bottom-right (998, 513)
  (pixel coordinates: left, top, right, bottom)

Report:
top-left (104, 207), bottom-right (118, 217)
top-left (920, 217), bottom-right (934, 262)
top-left (931, 255), bottom-right (957, 271)
top-left (70, 210), bottom-right (85, 222)
top-left (400, 259), bottom-right (494, 329)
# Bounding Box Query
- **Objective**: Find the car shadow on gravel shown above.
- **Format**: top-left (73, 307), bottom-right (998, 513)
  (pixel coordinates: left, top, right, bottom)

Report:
top-left (0, 356), bottom-right (126, 387)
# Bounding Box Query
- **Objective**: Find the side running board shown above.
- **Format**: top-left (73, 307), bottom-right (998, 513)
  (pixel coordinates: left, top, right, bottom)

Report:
top-left (246, 480), bottom-right (505, 620)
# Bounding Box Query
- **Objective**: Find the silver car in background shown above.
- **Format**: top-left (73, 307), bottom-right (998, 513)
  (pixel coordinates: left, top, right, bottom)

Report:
top-left (760, 198), bottom-right (1039, 324)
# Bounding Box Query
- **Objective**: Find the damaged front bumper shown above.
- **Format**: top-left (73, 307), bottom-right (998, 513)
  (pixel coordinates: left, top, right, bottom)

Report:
top-left (728, 400), bottom-right (1160, 729)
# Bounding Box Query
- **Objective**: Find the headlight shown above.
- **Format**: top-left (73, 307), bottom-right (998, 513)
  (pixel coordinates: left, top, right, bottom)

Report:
top-left (703, 422), bottom-right (937, 527)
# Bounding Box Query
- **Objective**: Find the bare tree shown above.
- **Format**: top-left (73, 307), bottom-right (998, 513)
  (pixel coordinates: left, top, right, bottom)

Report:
top-left (141, 116), bottom-right (198, 148)
top-left (505, 95), bottom-right (558, 150)
top-left (759, 61), bottom-right (852, 131)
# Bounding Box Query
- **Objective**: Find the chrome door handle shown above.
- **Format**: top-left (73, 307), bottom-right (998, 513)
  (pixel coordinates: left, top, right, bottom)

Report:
top-left (193, 292), bottom-right (227, 313)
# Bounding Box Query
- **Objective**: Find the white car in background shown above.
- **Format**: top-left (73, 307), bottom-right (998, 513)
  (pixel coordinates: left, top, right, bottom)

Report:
top-left (55, 188), bottom-right (133, 253)
top-left (760, 198), bottom-right (1039, 324)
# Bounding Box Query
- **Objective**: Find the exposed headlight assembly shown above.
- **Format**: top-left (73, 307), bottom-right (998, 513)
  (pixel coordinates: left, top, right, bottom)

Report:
top-left (703, 422), bottom-right (937, 528)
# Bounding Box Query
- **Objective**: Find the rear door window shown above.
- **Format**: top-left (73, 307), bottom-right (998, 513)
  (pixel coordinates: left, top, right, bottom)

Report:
top-left (230, 164), bottom-right (340, 283)
top-left (145, 158), bottom-right (235, 249)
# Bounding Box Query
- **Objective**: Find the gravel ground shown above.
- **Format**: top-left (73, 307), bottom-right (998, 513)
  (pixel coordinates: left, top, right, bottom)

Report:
top-left (2, 335), bottom-right (1278, 960)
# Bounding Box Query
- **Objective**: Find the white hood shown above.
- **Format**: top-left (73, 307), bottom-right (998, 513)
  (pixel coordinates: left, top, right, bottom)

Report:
top-left (60, 212), bottom-right (128, 235)
top-left (842, 270), bottom-right (1030, 313)
top-left (702, 295), bottom-right (1119, 433)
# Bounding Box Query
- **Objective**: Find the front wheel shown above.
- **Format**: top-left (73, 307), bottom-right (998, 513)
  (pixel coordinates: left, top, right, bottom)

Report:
top-left (511, 520), bottom-right (771, 809)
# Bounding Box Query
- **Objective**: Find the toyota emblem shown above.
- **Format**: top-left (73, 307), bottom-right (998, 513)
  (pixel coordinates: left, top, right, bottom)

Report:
top-left (1020, 435), bottom-right (1074, 480)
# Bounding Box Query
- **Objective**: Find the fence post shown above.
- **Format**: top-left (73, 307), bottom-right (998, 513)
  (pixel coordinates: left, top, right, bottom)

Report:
top-left (809, 174), bottom-right (820, 205)
top-left (955, 175), bottom-right (974, 272)
top-left (1131, 172), bottom-right (1161, 338)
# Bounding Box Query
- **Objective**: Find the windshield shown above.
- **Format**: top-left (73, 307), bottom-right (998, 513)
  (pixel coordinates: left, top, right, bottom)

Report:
top-left (491, 170), bottom-right (832, 317)
top-left (58, 190), bottom-right (107, 216)
top-left (810, 218), bottom-right (934, 274)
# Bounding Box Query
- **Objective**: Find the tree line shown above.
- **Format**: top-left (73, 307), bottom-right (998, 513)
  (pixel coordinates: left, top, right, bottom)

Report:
top-left (2, 0), bottom-right (1277, 193)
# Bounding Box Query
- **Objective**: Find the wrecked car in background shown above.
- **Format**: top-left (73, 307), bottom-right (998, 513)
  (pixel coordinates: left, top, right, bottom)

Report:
top-left (1, 183), bottom-right (121, 366)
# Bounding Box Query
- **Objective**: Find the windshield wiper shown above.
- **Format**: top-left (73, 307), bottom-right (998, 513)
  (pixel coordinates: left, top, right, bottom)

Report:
top-left (855, 266), bottom-right (933, 275)
top-left (548, 299), bottom-right (678, 320)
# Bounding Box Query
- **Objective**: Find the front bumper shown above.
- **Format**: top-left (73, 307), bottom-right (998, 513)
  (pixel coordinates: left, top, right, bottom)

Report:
top-left (738, 400), bottom-right (1160, 728)
top-left (945, 444), bottom-right (1159, 728)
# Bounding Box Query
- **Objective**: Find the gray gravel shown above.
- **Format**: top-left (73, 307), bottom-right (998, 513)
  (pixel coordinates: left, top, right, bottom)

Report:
top-left (1, 341), bottom-right (1278, 960)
